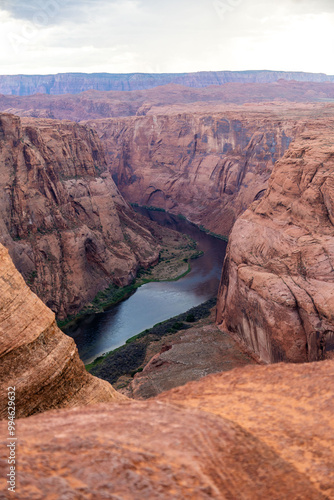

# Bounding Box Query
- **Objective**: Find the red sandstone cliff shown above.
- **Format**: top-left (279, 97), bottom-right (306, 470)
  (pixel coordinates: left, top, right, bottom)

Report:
top-left (1, 88), bottom-right (334, 236)
top-left (88, 105), bottom-right (301, 235)
top-left (0, 243), bottom-right (125, 420)
top-left (217, 118), bottom-right (334, 363)
top-left (0, 113), bottom-right (160, 318)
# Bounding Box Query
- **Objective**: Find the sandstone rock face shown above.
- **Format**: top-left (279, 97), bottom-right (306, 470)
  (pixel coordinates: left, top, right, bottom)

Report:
top-left (217, 119), bottom-right (334, 363)
top-left (0, 243), bottom-right (125, 420)
top-left (1, 89), bottom-right (334, 237)
top-left (90, 107), bottom-right (298, 235)
top-left (0, 70), bottom-right (334, 95)
top-left (0, 113), bottom-right (160, 318)
top-left (0, 360), bottom-right (332, 498)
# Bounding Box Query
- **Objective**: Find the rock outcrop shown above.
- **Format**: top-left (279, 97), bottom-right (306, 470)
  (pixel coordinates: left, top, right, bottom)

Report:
top-left (217, 118), bottom-right (334, 363)
top-left (0, 70), bottom-right (334, 96)
top-left (0, 359), bottom-right (333, 498)
top-left (89, 106), bottom-right (299, 234)
top-left (0, 113), bottom-right (160, 318)
top-left (125, 312), bottom-right (255, 399)
top-left (0, 243), bottom-right (125, 420)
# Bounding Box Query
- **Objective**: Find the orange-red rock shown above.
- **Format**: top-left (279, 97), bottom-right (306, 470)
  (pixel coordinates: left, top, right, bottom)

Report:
top-left (0, 243), bottom-right (125, 420)
top-left (88, 105), bottom-right (301, 235)
top-left (0, 113), bottom-right (160, 318)
top-left (2, 90), bottom-right (334, 236)
top-left (0, 360), bottom-right (333, 499)
top-left (159, 359), bottom-right (334, 499)
top-left (217, 118), bottom-right (334, 362)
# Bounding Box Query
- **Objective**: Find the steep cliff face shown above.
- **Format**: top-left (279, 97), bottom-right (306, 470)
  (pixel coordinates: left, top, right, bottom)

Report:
top-left (0, 359), bottom-right (333, 498)
top-left (0, 113), bottom-right (160, 318)
top-left (217, 119), bottom-right (334, 363)
top-left (89, 107), bottom-right (298, 235)
top-left (0, 243), bottom-right (125, 420)
top-left (0, 70), bottom-right (334, 95)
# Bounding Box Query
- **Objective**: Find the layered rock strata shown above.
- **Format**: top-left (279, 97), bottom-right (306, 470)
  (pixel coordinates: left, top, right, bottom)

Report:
top-left (1, 82), bottom-right (334, 120)
top-left (217, 119), bottom-right (334, 362)
top-left (0, 360), bottom-right (333, 498)
top-left (0, 113), bottom-right (160, 318)
top-left (0, 243), bottom-right (125, 420)
top-left (90, 108), bottom-right (298, 234)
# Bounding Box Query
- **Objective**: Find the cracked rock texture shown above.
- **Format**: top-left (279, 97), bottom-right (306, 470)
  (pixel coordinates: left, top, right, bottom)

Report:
top-left (217, 118), bottom-right (334, 363)
top-left (0, 243), bottom-right (125, 420)
top-left (0, 113), bottom-right (160, 318)
top-left (0, 360), bottom-right (333, 498)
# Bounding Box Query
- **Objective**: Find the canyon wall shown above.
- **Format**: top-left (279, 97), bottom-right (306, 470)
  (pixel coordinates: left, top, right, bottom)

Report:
top-left (89, 107), bottom-right (299, 235)
top-left (1, 87), bottom-right (334, 238)
top-left (217, 118), bottom-right (334, 363)
top-left (0, 243), bottom-right (125, 420)
top-left (0, 70), bottom-right (334, 96)
top-left (0, 113), bottom-right (160, 319)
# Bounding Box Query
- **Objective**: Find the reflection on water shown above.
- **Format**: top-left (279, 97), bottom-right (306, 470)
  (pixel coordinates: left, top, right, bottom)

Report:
top-left (66, 210), bottom-right (227, 364)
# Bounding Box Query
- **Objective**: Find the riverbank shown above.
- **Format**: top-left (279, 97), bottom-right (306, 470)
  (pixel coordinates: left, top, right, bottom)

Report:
top-left (86, 298), bottom-right (256, 396)
top-left (58, 227), bottom-right (202, 330)
top-left (86, 298), bottom-right (217, 375)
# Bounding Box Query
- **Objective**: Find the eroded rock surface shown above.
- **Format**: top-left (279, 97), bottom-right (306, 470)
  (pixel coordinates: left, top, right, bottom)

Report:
top-left (0, 243), bottom-right (125, 420)
top-left (159, 359), bottom-right (334, 499)
top-left (217, 118), bottom-right (334, 362)
top-left (0, 360), bottom-right (333, 499)
top-left (90, 106), bottom-right (300, 235)
top-left (2, 92), bottom-right (334, 236)
top-left (0, 113), bottom-right (160, 318)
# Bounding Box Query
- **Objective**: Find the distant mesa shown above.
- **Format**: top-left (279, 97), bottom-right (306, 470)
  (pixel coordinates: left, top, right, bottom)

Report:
top-left (1, 69), bottom-right (334, 96)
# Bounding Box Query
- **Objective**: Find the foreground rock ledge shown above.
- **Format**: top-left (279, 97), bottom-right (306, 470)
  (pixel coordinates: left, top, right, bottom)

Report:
top-left (0, 360), bottom-right (333, 499)
top-left (0, 243), bottom-right (125, 419)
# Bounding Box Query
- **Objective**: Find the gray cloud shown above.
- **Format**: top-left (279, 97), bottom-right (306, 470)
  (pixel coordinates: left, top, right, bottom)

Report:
top-left (2, 0), bottom-right (334, 28)
top-left (0, 0), bottom-right (107, 25)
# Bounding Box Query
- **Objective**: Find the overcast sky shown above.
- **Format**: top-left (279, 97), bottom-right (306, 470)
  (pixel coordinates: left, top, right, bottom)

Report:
top-left (0, 0), bottom-right (333, 75)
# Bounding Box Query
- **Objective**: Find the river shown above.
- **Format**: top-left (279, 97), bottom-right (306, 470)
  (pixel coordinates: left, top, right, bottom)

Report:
top-left (66, 209), bottom-right (227, 364)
